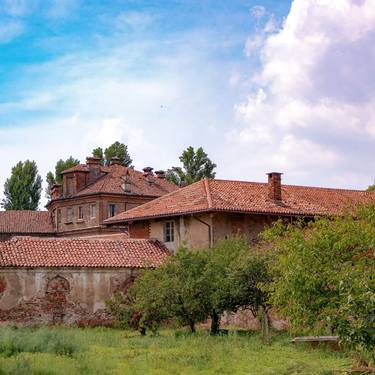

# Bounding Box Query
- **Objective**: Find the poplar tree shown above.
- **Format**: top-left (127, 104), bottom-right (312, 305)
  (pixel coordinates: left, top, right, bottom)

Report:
top-left (2, 160), bottom-right (42, 210)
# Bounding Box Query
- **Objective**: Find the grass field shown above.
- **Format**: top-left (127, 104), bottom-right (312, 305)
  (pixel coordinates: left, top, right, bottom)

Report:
top-left (0, 327), bottom-right (351, 375)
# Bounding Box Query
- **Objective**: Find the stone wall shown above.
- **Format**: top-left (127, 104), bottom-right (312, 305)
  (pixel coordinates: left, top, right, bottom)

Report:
top-left (0, 268), bottom-right (138, 326)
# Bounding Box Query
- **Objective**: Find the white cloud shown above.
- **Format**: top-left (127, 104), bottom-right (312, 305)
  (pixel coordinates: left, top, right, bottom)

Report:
top-left (229, 0), bottom-right (375, 190)
top-left (0, 20), bottom-right (24, 43)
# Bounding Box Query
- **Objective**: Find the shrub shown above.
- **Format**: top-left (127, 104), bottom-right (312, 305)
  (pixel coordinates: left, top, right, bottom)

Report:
top-left (263, 205), bottom-right (375, 361)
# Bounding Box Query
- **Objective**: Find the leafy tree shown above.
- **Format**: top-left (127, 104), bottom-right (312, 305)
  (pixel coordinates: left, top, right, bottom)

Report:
top-left (263, 206), bottom-right (375, 360)
top-left (166, 146), bottom-right (216, 186)
top-left (164, 248), bottom-right (211, 333)
top-left (45, 171), bottom-right (56, 200)
top-left (92, 142), bottom-right (132, 167)
top-left (55, 157), bottom-right (80, 183)
top-left (202, 238), bottom-right (251, 334)
top-left (45, 156), bottom-right (80, 200)
top-left (367, 184), bottom-right (375, 192)
top-left (2, 160), bottom-right (42, 210)
top-left (229, 250), bottom-right (271, 318)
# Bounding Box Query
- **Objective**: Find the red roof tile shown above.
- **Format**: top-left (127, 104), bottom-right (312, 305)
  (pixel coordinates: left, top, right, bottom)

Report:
top-left (74, 164), bottom-right (178, 197)
top-left (104, 178), bottom-right (375, 223)
top-left (0, 211), bottom-right (54, 234)
top-left (0, 237), bottom-right (169, 268)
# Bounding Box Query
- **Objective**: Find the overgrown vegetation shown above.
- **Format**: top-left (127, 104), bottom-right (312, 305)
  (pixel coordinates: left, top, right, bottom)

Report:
top-left (0, 327), bottom-right (350, 375)
top-left (108, 238), bottom-right (270, 335)
top-left (109, 205), bottom-right (375, 368)
top-left (263, 205), bottom-right (375, 364)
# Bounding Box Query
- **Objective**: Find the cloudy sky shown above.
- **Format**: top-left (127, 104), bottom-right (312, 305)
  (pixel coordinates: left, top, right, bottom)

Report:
top-left (0, 0), bottom-right (374, 208)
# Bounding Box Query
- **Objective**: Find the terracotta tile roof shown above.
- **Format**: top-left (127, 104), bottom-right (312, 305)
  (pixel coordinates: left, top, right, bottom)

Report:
top-left (104, 178), bottom-right (375, 223)
top-left (0, 211), bottom-right (54, 234)
top-left (0, 237), bottom-right (169, 268)
top-left (69, 164), bottom-right (178, 198)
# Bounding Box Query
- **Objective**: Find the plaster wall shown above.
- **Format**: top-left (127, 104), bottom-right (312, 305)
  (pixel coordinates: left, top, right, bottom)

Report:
top-left (0, 268), bottom-right (137, 326)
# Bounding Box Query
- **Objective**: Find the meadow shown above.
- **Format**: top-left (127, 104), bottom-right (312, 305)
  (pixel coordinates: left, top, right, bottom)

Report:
top-left (0, 327), bottom-right (351, 375)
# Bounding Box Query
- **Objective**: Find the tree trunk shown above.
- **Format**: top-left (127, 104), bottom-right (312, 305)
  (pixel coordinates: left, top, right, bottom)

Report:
top-left (140, 327), bottom-right (146, 336)
top-left (210, 310), bottom-right (220, 335)
top-left (189, 321), bottom-right (196, 333)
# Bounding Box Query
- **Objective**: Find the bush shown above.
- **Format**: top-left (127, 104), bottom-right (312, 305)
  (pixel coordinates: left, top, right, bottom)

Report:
top-left (263, 205), bottom-right (375, 361)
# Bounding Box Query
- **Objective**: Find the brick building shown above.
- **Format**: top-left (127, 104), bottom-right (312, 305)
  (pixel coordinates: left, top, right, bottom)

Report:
top-left (105, 173), bottom-right (375, 251)
top-left (0, 156), bottom-right (178, 241)
top-left (0, 236), bottom-right (169, 325)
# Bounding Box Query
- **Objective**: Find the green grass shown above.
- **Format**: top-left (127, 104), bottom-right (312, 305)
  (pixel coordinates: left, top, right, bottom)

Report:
top-left (0, 327), bottom-right (351, 375)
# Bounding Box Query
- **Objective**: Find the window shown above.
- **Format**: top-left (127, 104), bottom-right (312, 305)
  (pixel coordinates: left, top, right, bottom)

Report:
top-left (90, 204), bottom-right (97, 219)
top-left (57, 209), bottom-right (61, 224)
top-left (66, 207), bottom-right (73, 223)
top-left (108, 203), bottom-right (117, 217)
top-left (78, 206), bottom-right (84, 220)
top-left (164, 221), bottom-right (175, 242)
top-left (66, 177), bottom-right (74, 195)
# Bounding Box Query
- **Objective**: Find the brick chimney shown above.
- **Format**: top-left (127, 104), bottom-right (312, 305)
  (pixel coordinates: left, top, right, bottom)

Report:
top-left (110, 156), bottom-right (121, 165)
top-left (143, 167), bottom-right (154, 184)
top-left (121, 170), bottom-right (131, 193)
top-left (86, 156), bottom-right (102, 182)
top-left (155, 170), bottom-right (165, 179)
top-left (50, 184), bottom-right (62, 200)
top-left (267, 172), bottom-right (283, 201)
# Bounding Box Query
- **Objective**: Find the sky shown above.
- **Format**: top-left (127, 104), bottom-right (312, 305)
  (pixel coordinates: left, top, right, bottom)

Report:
top-left (0, 0), bottom-right (374, 208)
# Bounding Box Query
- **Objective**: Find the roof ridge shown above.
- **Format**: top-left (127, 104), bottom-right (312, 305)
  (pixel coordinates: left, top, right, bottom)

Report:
top-left (203, 178), bottom-right (213, 209)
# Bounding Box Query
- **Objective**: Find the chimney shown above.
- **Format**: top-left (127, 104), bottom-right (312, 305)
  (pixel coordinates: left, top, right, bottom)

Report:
top-left (142, 167), bottom-right (154, 177)
top-left (267, 172), bottom-right (283, 201)
top-left (110, 156), bottom-right (121, 165)
top-left (121, 170), bottom-right (131, 193)
top-left (50, 184), bottom-right (62, 200)
top-left (154, 170), bottom-right (165, 179)
top-left (86, 156), bottom-right (102, 182)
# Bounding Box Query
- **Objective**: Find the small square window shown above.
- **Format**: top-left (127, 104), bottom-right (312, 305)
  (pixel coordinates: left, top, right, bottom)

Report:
top-left (90, 204), bottom-right (96, 218)
top-left (78, 206), bottom-right (84, 220)
top-left (108, 203), bottom-right (117, 217)
top-left (66, 207), bottom-right (73, 223)
top-left (164, 221), bottom-right (175, 242)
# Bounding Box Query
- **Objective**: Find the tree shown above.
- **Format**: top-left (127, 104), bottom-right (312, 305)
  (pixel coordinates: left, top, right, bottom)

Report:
top-left (92, 142), bottom-right (132, 167)
top-left (164, 248), bottom-right (211, 333)
top-left (45, 156), bottom-right (80, 200)
top-left (263, 206), bottom-right (375, 360)
top-left (367, 184), bottom-right (375, 192)
top-left (2, 160), bottom-right (42, 210)
top-left (202, 238), bottom-right (250, 334)
top-left (166, 146), bottom-right (216, 186)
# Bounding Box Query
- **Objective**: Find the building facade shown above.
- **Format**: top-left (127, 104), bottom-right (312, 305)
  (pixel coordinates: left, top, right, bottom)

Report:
top-left (0, 236), bottom-right (169, 325)
top-left (0, 157), bottom-right (178, 241)
top-left (105, 173), bottom-right (375, 251)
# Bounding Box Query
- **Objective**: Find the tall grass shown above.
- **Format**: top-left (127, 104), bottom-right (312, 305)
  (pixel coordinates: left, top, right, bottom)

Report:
top-left (0, 327), bottom-right (351, 375)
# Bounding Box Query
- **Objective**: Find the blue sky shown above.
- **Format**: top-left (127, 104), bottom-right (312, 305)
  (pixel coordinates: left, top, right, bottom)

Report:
top-left (1, 0), bottom-right (375, 207)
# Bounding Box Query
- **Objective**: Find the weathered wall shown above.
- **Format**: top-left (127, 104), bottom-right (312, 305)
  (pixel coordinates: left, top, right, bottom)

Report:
top-left (213, 213), bottom-right (273, 244)
top-left (0, 268), bottom-right (138, 326)
top-left (146, 212), bottom-right (274, 250)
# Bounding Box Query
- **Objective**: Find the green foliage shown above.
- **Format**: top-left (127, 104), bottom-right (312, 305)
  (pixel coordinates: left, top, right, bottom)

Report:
top-left (163, 248), bottom-right (211, 332)
top-left (1, 160), bottom-right (42, 210)
top-left (45, 156), bottom-right (80, 200)
top-left (109, 238), bottom-right (270, 336)
top-left (0, 327), bottom-right (351, 374)
top-left (264, 206), bottom-right (375, 358)
top-left (368, 184), bottom-right (375, 192)
top-left (92, 141), bottom-right (133, 167)
top-left (0, 327), bottom-right (83, 357)
top-left (166, 146), bottom-right (216, 186)
top-left (45, 171), bottom-right (56, 200)
top-left (55, 156), bottom-right (80, 183)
